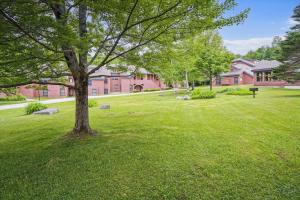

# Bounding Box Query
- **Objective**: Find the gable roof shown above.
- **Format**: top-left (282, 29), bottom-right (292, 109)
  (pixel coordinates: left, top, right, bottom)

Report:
top-left (251, 60), bottom-right (282, 72)
top-left (220, 59), bottom-right (282, 77)
top-left (88, 65), bottom-right (153, 77)
top-left (220, 70), bottom-right (243, 77)
top-left (232, 58), bottom-right (256, 67)
top-left (220, 69), bottom-right (253, 77)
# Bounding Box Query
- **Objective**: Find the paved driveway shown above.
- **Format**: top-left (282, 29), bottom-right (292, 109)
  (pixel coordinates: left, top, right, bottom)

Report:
top-left (0, 90), bottom-right (175, 111)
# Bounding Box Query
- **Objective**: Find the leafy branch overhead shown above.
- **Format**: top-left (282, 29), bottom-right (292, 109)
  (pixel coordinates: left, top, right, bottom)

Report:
top-left (0, 0), bottom-right (249, 135)
top-left (0, 0), bottom-right (249, 87)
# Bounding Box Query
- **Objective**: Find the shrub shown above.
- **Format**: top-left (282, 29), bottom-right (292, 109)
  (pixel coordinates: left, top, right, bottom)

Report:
top-left (0, 95), bottom-right (26, 101)
top-left (143, 88), bottom-right (161, 92)
top-left (191, 89), bottom-right (216, 99)
top-left (216, 88), bottom-right (231, 93)
top-left (25, 102), bottom-right (47, 115)
top-left (226, 88), bottom-right (252, 95)
top-left (88, 100), bottom-right (98, 108)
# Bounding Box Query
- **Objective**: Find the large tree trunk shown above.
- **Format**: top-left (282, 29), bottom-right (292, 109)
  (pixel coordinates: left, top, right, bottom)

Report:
top-left (50, 2), bottom-right (94, 137)
top-left (72, 74), bottom-right (94, 136)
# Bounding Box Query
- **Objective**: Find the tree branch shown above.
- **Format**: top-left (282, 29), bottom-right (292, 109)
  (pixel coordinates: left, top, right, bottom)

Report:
top-left (0, 9), bottom-right (58, 52)
top-left (88, 1), bottom-right (182, 75)
top-left (90, 21), bottom-right (177, 74)
top-left (78, 3), bottom-right (88, 68)
top-left (49, 2), bottom-right (80, 74)
top-left (88, 0), bottom-right (139, 75)
top-left (0, 81), bottom-right (74, 89)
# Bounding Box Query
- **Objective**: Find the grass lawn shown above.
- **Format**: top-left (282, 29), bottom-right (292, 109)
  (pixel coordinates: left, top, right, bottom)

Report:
top-left (0, 100), bottom-right (26, 105)
top-left (0, 87), bottom-right (299, 199)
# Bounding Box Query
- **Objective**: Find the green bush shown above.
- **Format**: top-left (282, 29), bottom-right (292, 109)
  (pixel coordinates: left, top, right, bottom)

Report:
top-left (216, 88), bottom-right (231, 93)
top-left (226, 88), bottom-right (252, 95)
top-left (191, 89), bottom-right (216, 99)
top-left (0, 95), bottom-right (26, 101)
top-left (143, 88), bottom-right (161, 92)
top-left (88, 100), bottom-right (98, 108)
top-left (25, 102), bottom-right (47, 115)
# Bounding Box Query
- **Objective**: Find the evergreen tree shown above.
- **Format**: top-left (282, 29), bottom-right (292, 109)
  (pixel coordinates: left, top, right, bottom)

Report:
top-left (274, 4), bottom-right (300, 82)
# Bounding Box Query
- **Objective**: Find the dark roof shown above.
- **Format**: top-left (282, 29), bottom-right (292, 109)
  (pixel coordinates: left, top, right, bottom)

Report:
top-left (251, 60), bottom-right (282, 72)
top-left (232, 58), bottom-right (256, 67)
top-left (220, 70), bottom-right (243, 77)
top-left (220, 69), bottom-right (253, 77)
top-left (88, 65), bottom-right (153, 77)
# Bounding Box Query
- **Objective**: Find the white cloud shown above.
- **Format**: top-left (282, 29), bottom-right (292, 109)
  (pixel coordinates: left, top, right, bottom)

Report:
top-left (224, 37), bottom-right (274, 55)
top-left (281, 18), bottom-right (298, 31)
top-left (287, 18), bottom-right (297, 27)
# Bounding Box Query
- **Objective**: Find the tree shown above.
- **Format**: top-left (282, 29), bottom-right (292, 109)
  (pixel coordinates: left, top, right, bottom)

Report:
top-left (194, 43), bottom-right (234, 90)
top-left (274, 4), bottom-right (300, 82)
top-left (25, 84), bottom-right (48, 101)
top-left (143, 31), bottom-right (223, 90)
top-left (243, 37), bottom-right (282, 60)
top-left (0, 0), bottom-right (248, 136)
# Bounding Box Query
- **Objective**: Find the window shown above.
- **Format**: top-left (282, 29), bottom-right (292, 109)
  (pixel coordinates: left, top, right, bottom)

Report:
top-left (60, 87), bottom-right (65, 96)
top-left (216, 76), bottom-right (221, 85)
top-left (88, 80), bottom-right (92, 86)
top-left (104, 88), bottom-right (108, 94)
top-left (111, 73), bottom-right (120, 80)
top-left (265, 72), bottom-right (272, 81)
top-left (234, 77), bottom-right (239, 85)
top-left (42, 90), bottom-right (48, 97)
top-left (104, 78), bottom-right (108, 84)
top-left (69, 78), bottom-right (73, 83)
top-left (147, 74), bottom-right (151, 80)
top-left (92, 89), bottom-right (97, 96)
top-left (256, 72), bottom-right (262, 82)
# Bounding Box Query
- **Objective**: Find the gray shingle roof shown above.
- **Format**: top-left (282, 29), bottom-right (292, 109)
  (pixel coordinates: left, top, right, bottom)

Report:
top-left (220, 70), bottom-right (243, 77)
top-left (252, 60), bottom-right (282, 71)
top-left (232, 58), bottom-right (256, 67)
top-left (220, 59), bottom-right (282, 77)
top-left (88, 65), bottom-right (152, 77)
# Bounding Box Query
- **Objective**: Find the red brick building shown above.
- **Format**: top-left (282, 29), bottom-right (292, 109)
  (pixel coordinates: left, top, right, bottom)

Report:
top-left (214, 58), bottom-right (257, 86)
top-left (214, 58), bottom-right (300, 87)
top-left (252, 60), bottom-right (300, 87)
top-left (18, 66), bottom-right (166, 98)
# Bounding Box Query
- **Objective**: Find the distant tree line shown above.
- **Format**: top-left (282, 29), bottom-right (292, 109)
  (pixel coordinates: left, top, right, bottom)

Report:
top-left (242, 36), bottom-right (282, 61)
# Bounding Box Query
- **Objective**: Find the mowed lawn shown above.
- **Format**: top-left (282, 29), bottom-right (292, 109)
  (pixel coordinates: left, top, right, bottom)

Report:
top-left (0, 100), bottom-right (26, 105)
top-left (0, 87), bottom-right (299, 199)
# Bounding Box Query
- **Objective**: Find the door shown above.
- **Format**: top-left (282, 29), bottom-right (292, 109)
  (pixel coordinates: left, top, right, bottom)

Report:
top-left (110, 75), bottom-right (121, 92)
top-left (234, 76), bottom-right (239, 85)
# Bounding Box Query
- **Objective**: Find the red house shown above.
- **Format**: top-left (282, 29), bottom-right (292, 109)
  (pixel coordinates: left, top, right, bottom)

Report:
top-left (18, 66), bottom-right (166, 98)
top-left (252, 61), bottom-right (300, 87)
top-left (214, 58), bottom-right (257, 86)
top-left (214, 58), bottom-right (300, 87)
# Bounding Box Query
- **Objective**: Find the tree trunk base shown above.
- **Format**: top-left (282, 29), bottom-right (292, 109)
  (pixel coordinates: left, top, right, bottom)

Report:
top-left (69, 127), bottom-right (98, 139)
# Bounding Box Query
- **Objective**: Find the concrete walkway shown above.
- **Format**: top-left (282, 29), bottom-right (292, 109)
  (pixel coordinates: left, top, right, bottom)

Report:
top-left (0, 90), bottom-right (175, 111)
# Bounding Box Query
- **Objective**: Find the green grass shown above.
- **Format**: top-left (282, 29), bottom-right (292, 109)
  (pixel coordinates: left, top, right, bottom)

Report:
top-left (0, 87), bottom-right (299, 199)
top-left (0, 100), bottom-right (26, 105)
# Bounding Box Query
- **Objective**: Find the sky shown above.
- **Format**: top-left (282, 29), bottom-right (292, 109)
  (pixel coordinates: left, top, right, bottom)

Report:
top-left (219, 0), bottom-right (299, 55)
